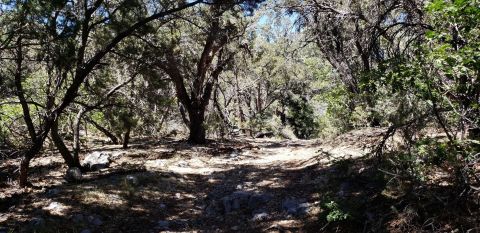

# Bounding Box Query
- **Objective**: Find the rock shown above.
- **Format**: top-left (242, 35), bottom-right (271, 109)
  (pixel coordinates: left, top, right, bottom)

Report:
top-left (248, 193), bottom-right (273, 210)
top-left (172, 219), bottom-right (189, 228)
top-left (281, 198), bottom-right (310, 216)
top-left (46, 188), bottom-right (60, 197)
top-left (65, 167), bottom-right (82, 182)
top-left (71, 213), bottom-right (85, 223)
top-left (87, 215), bottom-right (103, 226)
top-left (222, 191), bottom-right (251, 213)
top-left (282, 199), bottom-right (299, 215)
top-left (177, 161), bottom-right (189, 168)
top-left (80, 229), bottom-right (92, 233)
top-left (157, 220), bottom-right (170, 230)
top-left (145, 159), bottom-right (167, 171)
top-left (125, 175), bottom-right (139, 186)
top-left (252, 211), bottom-right (269, 221)
top-left (220, 191), bottom-right (272, 214)
top-left (205, 200), bottom-right (221, 216)
top-left (297, 203), bottom-right (310, 215)
top-left (29, 217), bottom-right (45, 229)
top-left (159, 203), bottom-right (167, 209)
top-left (83, 151), bottom-right (111, 171)
top-left (44, 202), bottom-right (68, 215)
top-left (111, 151), bottom-right (125, 159)
top-left (231, 226), bottom-right (240, 231)
top-left (255, 132), bottom-right (274, 138)
top-left (337, 181), bottom-right (353, 198)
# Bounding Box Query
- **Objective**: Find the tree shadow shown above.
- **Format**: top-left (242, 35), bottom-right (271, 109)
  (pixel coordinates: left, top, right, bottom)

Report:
top-left (0, 142), bottom-right (478, 233)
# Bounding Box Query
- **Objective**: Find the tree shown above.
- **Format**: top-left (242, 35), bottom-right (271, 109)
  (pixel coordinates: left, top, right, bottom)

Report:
top-left (0, 0), bottom-right (204, 187)
top-left (138, 0), bottom-right (263, 143)
top-left (285, 0), bottom-right (429, 126)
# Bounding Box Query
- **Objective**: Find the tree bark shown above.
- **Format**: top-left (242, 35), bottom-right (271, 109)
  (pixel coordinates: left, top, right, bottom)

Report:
top-left (188, 109), bottom-right (206, 144)
top-left (18, 137), bottom-right (44, 187)
top-left (72, 108), bottom-right (86, 160)
top-left (50, 120), bottom-right (81, 168)
top-left (122, 125), bottom-right (131, 149)
top-left (86, 118), bottom-right (119, 144)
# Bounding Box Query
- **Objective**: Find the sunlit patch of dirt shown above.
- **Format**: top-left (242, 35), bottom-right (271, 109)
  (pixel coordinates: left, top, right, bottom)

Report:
top-left (1, 129), bottom-right (478, 232)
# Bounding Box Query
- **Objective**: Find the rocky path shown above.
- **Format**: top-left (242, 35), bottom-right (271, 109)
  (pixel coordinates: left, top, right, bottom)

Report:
top-left (1, 129), bottom-right (385, 233)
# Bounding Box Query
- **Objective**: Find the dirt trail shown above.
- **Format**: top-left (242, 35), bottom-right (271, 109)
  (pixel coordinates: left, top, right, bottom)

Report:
top-left (0, 129), bottom-right (385, 233)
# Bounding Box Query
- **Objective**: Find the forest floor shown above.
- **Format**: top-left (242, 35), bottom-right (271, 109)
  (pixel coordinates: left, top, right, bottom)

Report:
top-left (1, 128), bottom-right (479, 233)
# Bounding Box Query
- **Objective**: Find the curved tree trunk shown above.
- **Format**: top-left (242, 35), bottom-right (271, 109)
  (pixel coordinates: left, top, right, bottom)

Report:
top-left (50, 120), bottom-right (81, 168)
top-left (86, 118), bottom-right (119, 144)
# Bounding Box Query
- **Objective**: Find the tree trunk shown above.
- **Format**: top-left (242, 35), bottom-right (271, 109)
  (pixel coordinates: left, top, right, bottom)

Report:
top-left (19, 138), bottom-right (43, 187)
top-left (50, 120), bottom-right (81, 168)
top-left (72, 108), bottom-right (85, 160)
top-left (122, 126), bottom-right (131, 149)
top-left (86, 118), bottom-right (119, 144)
top-left (188, 110), bottom-right (206, 144)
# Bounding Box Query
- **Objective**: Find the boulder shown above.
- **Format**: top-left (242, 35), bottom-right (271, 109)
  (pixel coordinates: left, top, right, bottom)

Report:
top-left (221, 191), bottom-right (273, 214)
top-left (65, 167), bottom-right (82, 182)
top-left (281, 198), bottom-right (310, 216)
top-left (248, 193), bottom-right (273, 209)
top-left (83, 151), bottom-right (111, 171)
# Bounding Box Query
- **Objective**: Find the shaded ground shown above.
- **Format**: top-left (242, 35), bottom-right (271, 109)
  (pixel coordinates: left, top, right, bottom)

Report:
top-left (1, 128), bottom-right (479, 232)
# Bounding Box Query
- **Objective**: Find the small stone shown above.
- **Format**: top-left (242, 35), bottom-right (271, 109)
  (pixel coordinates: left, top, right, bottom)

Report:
top-left (337, 181), bottom-right (353, 198)
top-left (44, 202), bottom-right (68, 215)
top-left (159, 203), bottom-right (167, 209)
top-left (29, 217), bottom-right (45, 228)
top-left (252, 212), bottom-right (269, 221)
top-left (125, 175), bottom-right (139, 186)
top-left (175, 193), bottom-right (181, 199)
top-left (177, 161), bottom-right (189, 167)
top-left (46, 202), bottom-right (62, 210)
top-left (225, 191), bottom-right (251, 213)
top-left (87, 215), bottom-right (103, 226)
top-left (297, 203), bottom-right (310, 215)
top-left (71, 213), bottom-right (84, 223)
top-left (46, 188), bottom-right (60, 196)
top-left (157, 220), bottom-right (170, 230)
top-left (231, 226), bottom-right (240, 231)
top-left (65, 167), bottom-right (82, 182)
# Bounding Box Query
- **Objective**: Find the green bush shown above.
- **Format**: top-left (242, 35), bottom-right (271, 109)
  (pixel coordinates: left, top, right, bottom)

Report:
top-left (282, 94), bottom-right (319, 139)
top-left (324, 200), bottom-right (350, 222)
